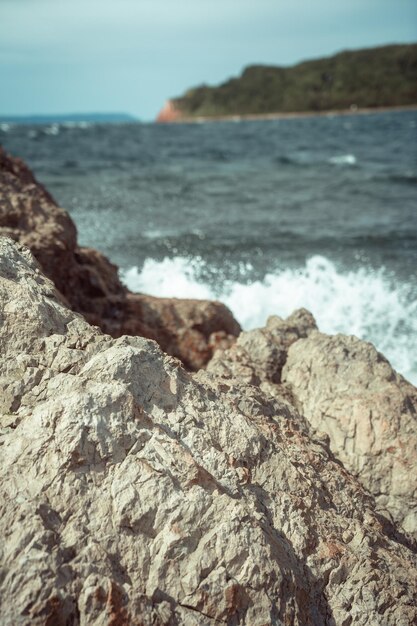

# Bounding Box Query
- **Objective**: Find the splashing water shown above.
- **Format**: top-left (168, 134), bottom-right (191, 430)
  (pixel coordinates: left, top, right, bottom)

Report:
top-left (122, 255), bottom-right (417, 384)
top-left (329, 154), bottom-right (357, 165)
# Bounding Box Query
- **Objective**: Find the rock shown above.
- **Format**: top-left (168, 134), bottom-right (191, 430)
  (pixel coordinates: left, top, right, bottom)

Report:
top-left (0, 145), bottom-right (240, 368)
top-left (0, 142), bottom-right (77, 296)
top-left (206, 312), bottom-right (417, 537)
top-left (1, 237), bottom-right (417, 625)
top-left (122, 293), bottom-right (240, 371)
top-left (206, 308), bottom-right (317, 386)
top-left (156, 100), bottom-right (183, 123)
top-left (282, 332), bottom-right (417, 536)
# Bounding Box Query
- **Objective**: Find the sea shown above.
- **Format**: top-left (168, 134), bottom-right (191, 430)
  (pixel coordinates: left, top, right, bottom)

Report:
top-left (1, 110), bottom-right (416, 383)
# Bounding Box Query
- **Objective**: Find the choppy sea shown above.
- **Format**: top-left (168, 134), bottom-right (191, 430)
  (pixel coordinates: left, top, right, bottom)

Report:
top-left (1, 110), bottom-right (416, 382)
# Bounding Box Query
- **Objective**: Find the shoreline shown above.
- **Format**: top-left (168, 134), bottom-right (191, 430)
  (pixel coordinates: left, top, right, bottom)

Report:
top-left (157, 103), bottom-right (417, 124)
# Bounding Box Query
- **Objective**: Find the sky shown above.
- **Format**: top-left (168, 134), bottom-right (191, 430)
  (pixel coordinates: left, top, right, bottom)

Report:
top-left (0, 0), bottom-right (416, 121)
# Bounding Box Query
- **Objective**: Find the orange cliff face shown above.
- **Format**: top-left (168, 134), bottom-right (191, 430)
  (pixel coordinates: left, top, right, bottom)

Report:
top-left (156, 100), bottom-right (183, 123)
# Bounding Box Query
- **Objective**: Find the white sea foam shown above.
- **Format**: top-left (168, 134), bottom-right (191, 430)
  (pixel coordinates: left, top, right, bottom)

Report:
top-left (122, 255), bottom-right (417, 384)
top-left (61, 121), bottom-right (91, 129)
top-left (45, 124), bottom-right (60, 136)
top-left (329, 154), bottom-right (357, 165)
top-left (124, 257), bottom-right (214, 300)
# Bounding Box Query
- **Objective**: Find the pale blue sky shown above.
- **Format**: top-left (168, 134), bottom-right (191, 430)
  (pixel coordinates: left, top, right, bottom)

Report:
top-left (0, 0), bottom-right (416, 120)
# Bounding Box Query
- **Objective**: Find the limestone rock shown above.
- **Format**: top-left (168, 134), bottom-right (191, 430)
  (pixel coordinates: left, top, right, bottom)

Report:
top-left (282, 332), bottom-right (417, 536)
top-left (0, 146), bottom-right (240, 368)
top-left (206, 308), bottom-right (317, 386)
top-left (122, 293), bottom-right (240, 371)
top-left (205, 310), bottom-right (417, 537)
top-left (1, 237), bottom-right (416, 625)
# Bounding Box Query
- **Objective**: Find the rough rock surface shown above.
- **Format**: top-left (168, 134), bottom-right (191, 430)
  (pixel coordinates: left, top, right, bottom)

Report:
top-left (282, 332), bottom-right (417, 536)
top-left (0, 145), bottom-right (240, 369)
top-left (205, 316), bottom-right (417, 537)
top-left (1, 237), bottom-right (417, 625)
top-left (206, 308), bottom-right (317, 387)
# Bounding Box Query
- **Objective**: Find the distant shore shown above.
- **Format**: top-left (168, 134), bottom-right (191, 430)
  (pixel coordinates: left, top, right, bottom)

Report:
top-left (157, 103), bottom-right (417, 124)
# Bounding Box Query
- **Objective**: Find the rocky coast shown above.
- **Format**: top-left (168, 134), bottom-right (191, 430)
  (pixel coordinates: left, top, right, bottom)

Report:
top-left (0, 146), bottom-right (240, 372)
top-left (0, 147), bottom-right (416, 625)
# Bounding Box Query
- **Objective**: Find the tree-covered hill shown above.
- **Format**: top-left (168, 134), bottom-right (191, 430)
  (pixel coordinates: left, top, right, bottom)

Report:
top-left (168, 44), bottom-right (417, 119)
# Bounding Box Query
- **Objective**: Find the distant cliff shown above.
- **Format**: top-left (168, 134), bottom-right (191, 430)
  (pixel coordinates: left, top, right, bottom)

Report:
top-left (157, 44), bottom-right (417, 121)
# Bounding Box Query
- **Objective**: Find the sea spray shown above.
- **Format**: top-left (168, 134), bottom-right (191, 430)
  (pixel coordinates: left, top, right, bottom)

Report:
top-left (122, 255), bottom-right (417, 384)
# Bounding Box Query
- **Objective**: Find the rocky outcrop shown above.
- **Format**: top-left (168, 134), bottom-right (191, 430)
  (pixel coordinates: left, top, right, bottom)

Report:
top-left (206, 317), bottom-right (417, 538)
top-left (156, 100), bottom-right (183, 123)
top-left (1, 237), bottom-right (417, 625)
top-left (205, 308), bottom-right (317, 387)
top-left (282, 332), bottom-right (417, 536)
top-left (0, 146), bottom-right (240, 369)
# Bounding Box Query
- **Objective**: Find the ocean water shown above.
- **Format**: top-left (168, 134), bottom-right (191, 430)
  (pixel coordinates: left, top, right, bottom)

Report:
top-left (1, 111), bottom-right (416, 382)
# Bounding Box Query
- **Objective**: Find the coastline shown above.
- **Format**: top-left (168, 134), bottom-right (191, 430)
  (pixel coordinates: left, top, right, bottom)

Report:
top-left (1, 145), bottom-right (417, 625)
top-left (156, 103), bottom-right (417, 124)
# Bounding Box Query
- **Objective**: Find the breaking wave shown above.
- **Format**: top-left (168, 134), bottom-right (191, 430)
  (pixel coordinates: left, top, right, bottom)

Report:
top-left (274, 152), bottom-right (358, 167)
top-left (329, 154), bottom-right (357, 165)
top-left (122, 255), bottom-right (417, 384)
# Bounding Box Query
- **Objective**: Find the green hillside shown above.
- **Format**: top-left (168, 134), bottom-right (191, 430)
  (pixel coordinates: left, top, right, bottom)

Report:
top-left (171, 44), bottom-right (417, 118)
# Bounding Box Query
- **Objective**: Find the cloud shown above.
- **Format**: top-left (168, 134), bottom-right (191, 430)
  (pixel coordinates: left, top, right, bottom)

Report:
top-left (1, 1), bottom-right (416, 52)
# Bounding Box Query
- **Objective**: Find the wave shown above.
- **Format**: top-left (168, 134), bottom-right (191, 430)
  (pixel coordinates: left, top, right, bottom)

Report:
top-left (377, 172), bottom-right (417, 186)
top-left (25, 121), bottom-right (93, 140)
top-left (44, 124), bottom-right (60, 136)
top-left (122, 255), bottom-right (417, 384)
top-left (328, 154), bottom-right (357, 166)
top-left (274, 155), bottom-right (300, 166)
top-left (61, 121), bottom-right (91, 129)
top-left (274, 153), bottom-right (358, 167)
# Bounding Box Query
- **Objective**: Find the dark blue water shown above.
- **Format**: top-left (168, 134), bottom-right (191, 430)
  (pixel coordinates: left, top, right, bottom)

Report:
top-left (1, 111), bottom-right (416, 381)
